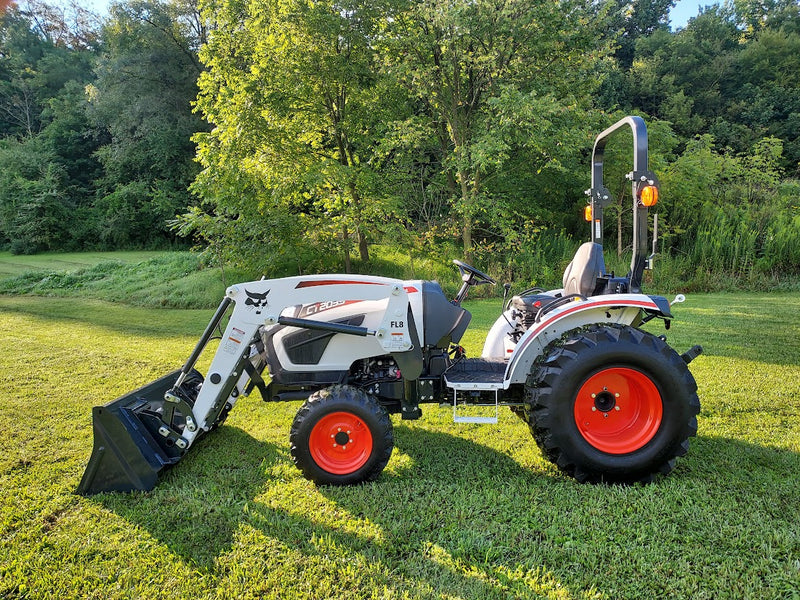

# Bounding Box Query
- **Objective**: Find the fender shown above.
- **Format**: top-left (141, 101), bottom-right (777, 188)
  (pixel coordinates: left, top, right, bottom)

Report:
top-left (503, 294), bottom-right (668, 387)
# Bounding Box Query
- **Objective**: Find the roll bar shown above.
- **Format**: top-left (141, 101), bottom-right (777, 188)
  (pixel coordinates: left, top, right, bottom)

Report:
top-left (586, 116), bottom-right (659, 294)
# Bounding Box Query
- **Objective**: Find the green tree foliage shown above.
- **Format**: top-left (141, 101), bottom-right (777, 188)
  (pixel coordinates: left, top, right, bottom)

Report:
top-left (89, 0), bottom-right (206, 248)
top-left (190, 0), bottom-right (412, 273)
top-left (0, 135), bottom-right (74, 253)
top-left (610, 0), bottom-right (675, 69)
top-left (380, 0), bottom-right (614, 257)
top-left (620, 4), bottom-right (800, 171)
top-left (0, 2), bottom-right (100, 251)
top-left (0, 0), bottom-right (203, 253)
top-left (598, 0), bottom-right (800, 284)
top-left (189, 0), bottom-right (616, 274)
top-left (658, 134), bottom-right (800, 280)
top-left (0, 0), bottom-right (798, 289)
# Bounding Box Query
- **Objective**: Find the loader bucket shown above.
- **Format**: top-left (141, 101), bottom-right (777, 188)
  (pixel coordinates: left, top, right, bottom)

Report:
top-left (76, 370), bottom-right (186, 495)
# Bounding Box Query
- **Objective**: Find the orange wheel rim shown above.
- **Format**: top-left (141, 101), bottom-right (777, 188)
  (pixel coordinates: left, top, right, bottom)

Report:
top-left (574, 367), bottom-right (663, 454)
top-left (308, 411), bottom-right (373, 474)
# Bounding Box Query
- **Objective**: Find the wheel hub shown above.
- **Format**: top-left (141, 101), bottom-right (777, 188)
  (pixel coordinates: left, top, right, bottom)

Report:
top-left (308, 411), bottom-right (373, 474)
top-left (593, 390), bottom-right (617, 413)
top-left (574, 367), bottom-right (663, 454)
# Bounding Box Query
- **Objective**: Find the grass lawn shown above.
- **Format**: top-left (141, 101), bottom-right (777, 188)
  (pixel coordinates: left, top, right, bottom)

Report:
top-left (0, 251), bottom-right (244, 309)
top-left (1, 292), bottom-right (799, 599)
top-left (0, 251), bottom-right (168, 279)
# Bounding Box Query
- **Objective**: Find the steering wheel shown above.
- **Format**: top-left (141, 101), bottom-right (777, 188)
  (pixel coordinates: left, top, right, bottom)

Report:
top-left (453, 259), bottom-right (496, 285)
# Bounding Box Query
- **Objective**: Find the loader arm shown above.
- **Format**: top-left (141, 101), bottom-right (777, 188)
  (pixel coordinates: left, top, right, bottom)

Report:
top-left (183, 275), bottom-right (419, 448)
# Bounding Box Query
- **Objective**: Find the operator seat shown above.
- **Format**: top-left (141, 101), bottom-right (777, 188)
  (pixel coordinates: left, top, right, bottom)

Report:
top-left (562, 242), bottom-right (606, 297)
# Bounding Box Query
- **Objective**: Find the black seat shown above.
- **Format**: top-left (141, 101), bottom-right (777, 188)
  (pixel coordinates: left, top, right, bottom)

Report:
top-left (562, 242), bottom-right (606, 297)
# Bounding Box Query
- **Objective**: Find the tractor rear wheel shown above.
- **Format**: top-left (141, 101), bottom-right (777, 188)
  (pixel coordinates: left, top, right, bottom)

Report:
top-left (525, 324), bottom-right (700, 483)
top-left (290, 385), bottom-right (393, 485)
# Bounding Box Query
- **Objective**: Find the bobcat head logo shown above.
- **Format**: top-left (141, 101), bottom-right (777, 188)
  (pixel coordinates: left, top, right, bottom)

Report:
top-left (244, 289), bottom-right (270, 314)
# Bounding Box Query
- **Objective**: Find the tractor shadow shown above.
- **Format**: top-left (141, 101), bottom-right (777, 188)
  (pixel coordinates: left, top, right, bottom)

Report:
top-left (316, 424), bottom-right (800, 598)
top-left (88, 425), bottom-right (283, 568)
top-left (88, 422), bottom-right (531, 596)
top-left (88, 421), bottom-right (800, 598)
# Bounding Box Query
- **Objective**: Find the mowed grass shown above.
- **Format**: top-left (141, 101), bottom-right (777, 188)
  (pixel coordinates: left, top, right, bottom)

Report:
top-left (1, 292), bottom-right (799, 599)
top-left (0, 251), bottom-right (246, 309)
top-left (0, 251), bottom-right (168, 279)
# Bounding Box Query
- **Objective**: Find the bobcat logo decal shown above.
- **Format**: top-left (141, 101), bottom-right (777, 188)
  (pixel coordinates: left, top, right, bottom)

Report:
top-left (244, 289), bottom-right (270, 314)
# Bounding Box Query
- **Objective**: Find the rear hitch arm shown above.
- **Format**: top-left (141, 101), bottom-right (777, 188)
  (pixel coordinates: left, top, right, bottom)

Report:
top-left (682, 345), bottom-right (703, 364)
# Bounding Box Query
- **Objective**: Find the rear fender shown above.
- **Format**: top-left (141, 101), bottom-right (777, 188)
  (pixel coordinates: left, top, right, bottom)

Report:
top-left (503, 295), bottom-right (665, 386)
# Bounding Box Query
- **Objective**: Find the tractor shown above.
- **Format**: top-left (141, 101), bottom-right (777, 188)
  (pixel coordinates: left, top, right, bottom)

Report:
top-left (78, 116), bottom-right (702, 494)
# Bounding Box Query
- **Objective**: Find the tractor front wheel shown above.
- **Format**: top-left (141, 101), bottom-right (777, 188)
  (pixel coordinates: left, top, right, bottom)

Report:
top-left (290, 385), bottom-right (393, 485)
top-left (525, 325), bottom-right (700, 483)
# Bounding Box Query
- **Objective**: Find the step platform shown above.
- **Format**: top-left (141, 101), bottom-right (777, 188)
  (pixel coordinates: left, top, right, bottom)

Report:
top-left (443, 358), bottom-right (506, 424)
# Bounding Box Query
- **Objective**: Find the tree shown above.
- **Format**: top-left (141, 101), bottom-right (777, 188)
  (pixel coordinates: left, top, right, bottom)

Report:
top-left (612, 0), bottom-right (674, 69)
top-left (0, 2), bottom-right (100, 251)
top-left (192, 0), bottom-right (400, 272)
top-left (90, 0), bottom-right (206, 247)
top-left (381, 0), bottom-right (614, 257)
top-left (0, 135), bottom-right (74, 253)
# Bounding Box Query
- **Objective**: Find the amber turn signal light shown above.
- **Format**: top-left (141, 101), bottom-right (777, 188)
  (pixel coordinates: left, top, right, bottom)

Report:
top-left (639, 185), bottom-right (658, 207)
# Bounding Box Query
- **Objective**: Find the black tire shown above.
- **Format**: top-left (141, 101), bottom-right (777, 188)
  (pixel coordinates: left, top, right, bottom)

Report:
top-left (525, 324), bottom-right (700, 484)
top-left (290, 385), bottom-right (394, 485)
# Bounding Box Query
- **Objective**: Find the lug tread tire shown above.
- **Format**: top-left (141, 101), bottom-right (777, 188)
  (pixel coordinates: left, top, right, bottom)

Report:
top-left (525, 324), bottom-right (700, 484)
top-left (290, 385), bottom-right (393, 486)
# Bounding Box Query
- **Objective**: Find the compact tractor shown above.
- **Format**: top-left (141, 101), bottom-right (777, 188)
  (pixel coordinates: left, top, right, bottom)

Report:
top-left (78, 116), bottom-right (702, 494)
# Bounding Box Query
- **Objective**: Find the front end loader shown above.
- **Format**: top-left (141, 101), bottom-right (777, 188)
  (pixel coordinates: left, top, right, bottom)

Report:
top-left (77, 116), bottom-right (702, 494)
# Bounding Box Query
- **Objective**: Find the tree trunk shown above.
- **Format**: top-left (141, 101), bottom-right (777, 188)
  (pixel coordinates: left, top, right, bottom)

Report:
top-left (358, 229), bottom-right (369, 263)
top-left (348, 181), bottom-right (369, 263)
top-left (617, 195), bottom-right (623, 258)
top-left (462, 219), bottom-right (473, 260)
top-left (342, 224), bottom-right (352, 273)
top-left (459, 170), bottom-right (474, 260)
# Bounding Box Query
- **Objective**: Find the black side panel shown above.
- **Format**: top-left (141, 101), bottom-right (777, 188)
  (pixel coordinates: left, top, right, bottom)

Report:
top-left (283, 315), bottom-right (365, 364)
top-left (262, 323), bottom-right (348, 386)
top-left (393, 307), bottom-right (424, 381)
top-left (422, 281), bottom-right (472, 347)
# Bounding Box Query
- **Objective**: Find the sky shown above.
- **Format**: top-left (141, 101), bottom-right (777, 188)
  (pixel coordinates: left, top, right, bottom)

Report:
top-left (80, 0), bottom-right (714, 30)
top-left (670, 0), bottom-right (718, 29)
top-left (82, 0), bottom-right (110, 16)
